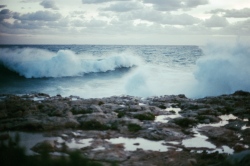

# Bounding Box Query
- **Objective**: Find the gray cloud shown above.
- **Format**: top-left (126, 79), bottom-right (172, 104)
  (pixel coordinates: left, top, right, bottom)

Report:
top-left (101, 1), bottom-right (143, 12)
top-left (143, 0), bottom-right (182, 11)
top-left (83, 0), bottom-right (111, 3)
top-left (223, 19), bottom-right (250, 35)
top-left (143, 0), bottom-right (208, 11)
top-left (71, 19), bottom-right (107, 28)
top-left (0, 9), bottom-right (12, 21)
top-left (210, 8), bottom-right (250, 18)
top-left (82, 0), bottom-right (130, 4)
top-left (20, 0), bottom-right (41, 3)
top-left (203, 15), bottom-right (229, 27)
top-left (117, 10), bottom-right (201, 25)
top-left (184, 0), bottom-right (208, 8)
top-left (14, 11), bottom-right (62, 21)
top-left (0, 5), bottom-right (7, 8)
top-left (40, 0), bottom-right (59, 10)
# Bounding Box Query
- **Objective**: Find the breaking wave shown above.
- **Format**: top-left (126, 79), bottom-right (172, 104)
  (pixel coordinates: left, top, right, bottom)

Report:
top-left (0, 48), bottom-right (142, 78)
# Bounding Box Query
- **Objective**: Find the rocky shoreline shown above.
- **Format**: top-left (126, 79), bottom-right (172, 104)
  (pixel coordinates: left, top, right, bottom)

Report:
top-left (0, 91), bottom-right (250, 166)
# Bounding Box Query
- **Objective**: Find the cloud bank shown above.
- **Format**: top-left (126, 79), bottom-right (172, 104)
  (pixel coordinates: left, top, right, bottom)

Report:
top-left (0, 0), bottom-right (249, 44)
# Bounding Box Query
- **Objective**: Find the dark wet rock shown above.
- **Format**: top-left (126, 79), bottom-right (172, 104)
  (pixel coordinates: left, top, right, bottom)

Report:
top-left (129, 105), bottom-right (142, 112)
top-left (233, 90), bottom-right (250, 96)
top-left (225, 150), bottom-right (250, 166)
top-left (0, 133), bottom-right (9, 140)
top-left (1, 91), bottom-right (250, 165)
top-left (142, 124), bottom-right (185, 141)
top-left (180, 110), bottom-right (198, 118)
top-left (43, 117), bottom-right (80, 130)
top-left (87, 141), bottom-right (129, 162)
top-left (199, 126), bottom-right (238, 143)
top-left (101, 103), bottom-right (123, 112)
top-left (90, 105), bottom-right (103, 113)
top-left (37, 93), bottom-right (50, 98)
top-left (77, 113), bottom-right (116, 125)
top-left (178, 94), bottom-right (187, 98)
top-left (32, 140), bottom-right (56, 153)
top-left (225, 120), bottom-right (246, 131)
top-left (172, 117), bottom-right (198, 128)
top-left (0, 111), bottom-right (8, 119)
top-left (196, 108), bottom-right (217, 116)
top-left (127, 123), bottom-right (142, 132)
top-left (234, 143), bottom-right (248, 152)
top-left (133, 112), bottom-right (155, 121)
top-left (197, 115), bottom-right (221, 124)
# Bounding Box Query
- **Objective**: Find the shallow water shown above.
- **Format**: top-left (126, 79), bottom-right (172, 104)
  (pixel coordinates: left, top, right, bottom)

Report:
top-left (155, 107), bottom-right (182, 123)
top-left (106, 137), bottom-right (172, 152)
top-left (3, 113), bottom-right (247, 155)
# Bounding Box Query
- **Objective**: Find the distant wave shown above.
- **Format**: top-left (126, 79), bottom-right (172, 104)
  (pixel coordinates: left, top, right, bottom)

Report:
top-left (0, 48), bottom-right (142, 78)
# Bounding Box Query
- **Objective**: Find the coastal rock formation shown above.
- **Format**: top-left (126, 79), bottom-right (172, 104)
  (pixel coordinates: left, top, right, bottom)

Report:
top-left (0, 90), bottom-right (250, 165)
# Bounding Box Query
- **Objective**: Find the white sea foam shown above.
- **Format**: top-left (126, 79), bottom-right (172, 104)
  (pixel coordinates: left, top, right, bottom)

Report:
top-left (0, 48), bottom-right (142, 78)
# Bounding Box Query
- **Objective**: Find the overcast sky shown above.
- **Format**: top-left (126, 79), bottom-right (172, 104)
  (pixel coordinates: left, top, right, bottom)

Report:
top-left (0, 0), bottom-right (250, 45)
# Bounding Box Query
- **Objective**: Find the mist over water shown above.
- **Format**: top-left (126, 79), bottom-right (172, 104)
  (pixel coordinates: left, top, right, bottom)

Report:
top-left (0, 44), bottom-right (249, 98)
top-left (190, 43), bottom-right (250, 98)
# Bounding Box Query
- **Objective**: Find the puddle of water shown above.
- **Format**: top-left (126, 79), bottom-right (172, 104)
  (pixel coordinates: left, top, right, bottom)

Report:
top-left (181, 114), bottom-right (242, 154)
top-left (191, 145), bottom-right (234, 154)
top-left (243, 118), bottom-right (249, 122)
top-left (168, 141), bottom-right (180, 145)
top-left (213, 145), bottom-right (234, 154)
top-left (7, 132), bottom-right (59, 155)
top-left (195, 114), bottom-right (240, 128)
top-left (155, 107), bottom-right (182, 123)
top-left (56, 137), bottom-right (93, 149)
top-left (241, 125), bottom-right (250, 130)
top-left (0, 96), bottom-right (7, 101)
top-left (33, 97), bottom-right (46, 101)
top-left (4, 132), bottom-right (93, 155)
top-left (219, 114), bottom-right (238, 121)
top-left (65, 138), bottom-right (93, 149)
top-left (165, 107), bottom-right (181, 113)
top-left (92, 146), bottom-right (106, 151)
top-left (182, 137), bottom-right (216, 149)
top-left (106, 137), bottom-right (171, 152)
top-left (50, 152), bottom-right (69, 156)
top-left (72, 131), bottom-right (81, 137)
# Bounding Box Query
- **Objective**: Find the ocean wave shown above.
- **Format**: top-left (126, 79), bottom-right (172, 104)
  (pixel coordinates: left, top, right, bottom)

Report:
top-left (0, 48), bottom-right (142, 78)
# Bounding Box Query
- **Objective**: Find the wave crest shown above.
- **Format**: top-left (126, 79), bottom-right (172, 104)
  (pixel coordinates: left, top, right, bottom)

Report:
top-left (0, 48), bottom-right (142, 78)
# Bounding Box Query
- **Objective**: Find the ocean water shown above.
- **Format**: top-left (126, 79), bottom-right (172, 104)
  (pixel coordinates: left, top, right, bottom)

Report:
top-left (0, 44), bottom-right (249, 98)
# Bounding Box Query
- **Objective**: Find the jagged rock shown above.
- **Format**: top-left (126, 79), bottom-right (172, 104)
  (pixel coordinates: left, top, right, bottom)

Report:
top-left (234, 143), bottom-right (248, 152)
top-left (32, 140), bottom-right (56, 153)
top-left (233, 90), bottom-right (250, 96)
top-left (225, 120), bottom-right (246, 131)
top-left (0, 111), bottom-right (7, 119)
top-left (181, 110), bottom-right (198, 117)
top-left (78, 113), bottom-right (116, 124)
top-left (199, 126), bottom-right (237, 143)
top-left (90, 105), bottom-right (103, 113)
top-left (101, 103), bottom-right (122, 112)
top-left (225, 150), bottom-right (250, 166)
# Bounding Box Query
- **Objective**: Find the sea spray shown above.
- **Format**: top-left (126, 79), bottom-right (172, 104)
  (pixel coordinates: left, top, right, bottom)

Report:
top-left (124, 68), bottom-right (152, 97)
top-left (190, 43), bottom-right (250, 98)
